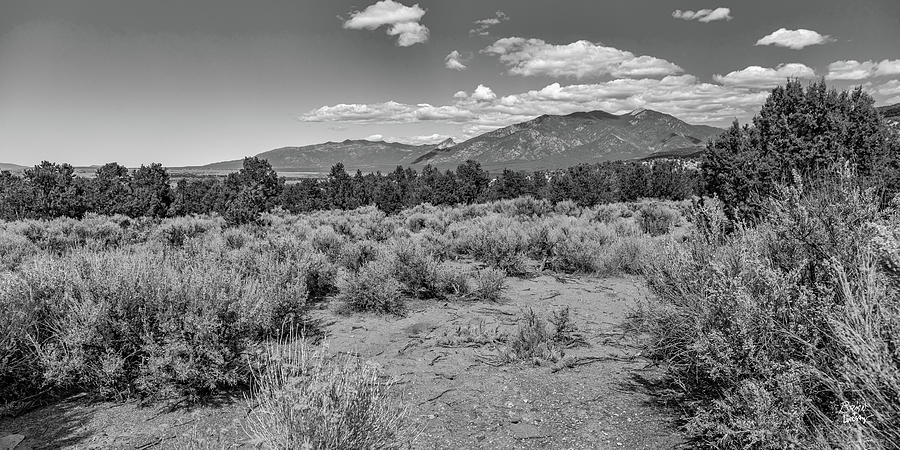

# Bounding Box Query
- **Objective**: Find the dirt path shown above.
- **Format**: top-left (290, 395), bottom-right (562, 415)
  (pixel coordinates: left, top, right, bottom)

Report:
top-left (0, 272), bottom-right (682, 449)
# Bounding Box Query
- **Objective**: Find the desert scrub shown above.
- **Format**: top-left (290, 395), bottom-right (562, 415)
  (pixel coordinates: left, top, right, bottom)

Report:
top-left (0, 230), bottom-right (37, 271)
top-left (636, 179), bottom-right (900, 448)
top-left (387, 238), bottom-right (466, 300)
top-left (337, 261), bottom-right (404, 314)
top-left (594, 203), bottom-right (634, 223)
top-left (309, 225), bottom-right (346, 260)
top-left (546, 223), bottom-right (613, 273)
top-left (466, 267), bottom-right (506, 302)
top-left (493, 196), bottom-right (554, 217)
top-left (246, 338), bottom-right (407, 450)
top-left (437, 321), bottom-right (505, 348)
top-left (495, 308), bottom-right (585, 365)
top-left (153, 215), bottom-right (222, 246)
top-left (595, 236), bottom-right (648, 275)
top-left (449, 215), bottom-right (530, 275)
top-left (0, 245), bottom-right (311, 403)
top-left (1, 215), bottom-right (130, 254)
top-left (636, 203), bottom-right (680, 236)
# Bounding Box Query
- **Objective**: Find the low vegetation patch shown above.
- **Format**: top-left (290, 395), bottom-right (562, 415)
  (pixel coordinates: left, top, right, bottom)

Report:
top-left (0, 197), bottom-right (677, 413)
top-left (246, 337), bottom-right (407, 449)
top-left (495, 307), bottom-right (586, 365)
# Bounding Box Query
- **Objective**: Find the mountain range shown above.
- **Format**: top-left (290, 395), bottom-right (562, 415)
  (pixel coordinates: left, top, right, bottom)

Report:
top-left (0, 163), bottom-right (26, 171)
top-left (194, 108), bottom-right (723, 173)
top-left (880, 103), bottom-right (900, 120)
top-left (412, 109), bottom-right (721, 170)
top-left (4, 104), bottom-right (898, 173)
top-left (198, 139), bottom-right (441, 173)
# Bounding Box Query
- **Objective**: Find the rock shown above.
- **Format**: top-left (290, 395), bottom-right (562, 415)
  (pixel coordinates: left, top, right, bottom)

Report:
top-left (0, 434), bottom-right (25, 450)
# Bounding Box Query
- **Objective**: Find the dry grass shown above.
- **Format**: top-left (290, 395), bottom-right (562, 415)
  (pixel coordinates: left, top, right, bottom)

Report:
top-left (245, 337), bottom-right (407, 450)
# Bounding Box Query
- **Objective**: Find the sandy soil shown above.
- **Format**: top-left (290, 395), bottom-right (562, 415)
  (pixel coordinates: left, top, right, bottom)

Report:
top-left (0, 270), bottom-right (682, 449)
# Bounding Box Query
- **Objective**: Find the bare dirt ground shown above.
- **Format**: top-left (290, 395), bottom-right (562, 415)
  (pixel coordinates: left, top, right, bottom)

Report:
top-left (0, 270), bottom-right (682, 449)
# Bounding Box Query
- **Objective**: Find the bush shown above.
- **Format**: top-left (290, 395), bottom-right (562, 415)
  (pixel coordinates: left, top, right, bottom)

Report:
top-left (246, 338), bottom-right (407, 449)
top-left (337, 261), bottom-right (404, 314)
top-left (450, 215), bottom-right (529, 275)
top-left (153, 216), bottom-right (221, 246)
top-left (636, 179), bottom-right (900, 448)
top-left (636, 203), bottom-right (680, 236)
top-left (0, 230), bottom-right (37, 271)
top-left (388, 239), bottom-right (454, 299)
top-left (0, 246), bottom-right (310, 404)
top-left (497, 308), bottom-right (582, 365)
top-left (467, 267), bottom-right (506, 302)
top-left (546, 224), bottom-right (613, 273)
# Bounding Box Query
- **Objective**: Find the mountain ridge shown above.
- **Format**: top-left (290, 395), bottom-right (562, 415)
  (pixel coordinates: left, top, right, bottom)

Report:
top-left (414, 109), bottom-right (722, 170)
top-left (0, 163), bottom-right (27, 171)
top-left (192, 109), bottom-right (724, 172)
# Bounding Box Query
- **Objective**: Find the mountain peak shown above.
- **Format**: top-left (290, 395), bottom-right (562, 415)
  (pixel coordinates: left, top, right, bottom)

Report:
top-left (435, 138), bottom-right (456, 149)
top-left (414, 108), bottom-right (723, 169)
top-left (628, 108), bottom-right (667, 118)
top-left (565, 110), bottom-right (618, 121)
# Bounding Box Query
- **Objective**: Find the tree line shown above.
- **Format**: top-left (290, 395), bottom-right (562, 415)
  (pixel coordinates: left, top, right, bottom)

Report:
top-left (5, 80), bottom-right (894, 224)
top-left (0, 158), bottom-right (698, 223)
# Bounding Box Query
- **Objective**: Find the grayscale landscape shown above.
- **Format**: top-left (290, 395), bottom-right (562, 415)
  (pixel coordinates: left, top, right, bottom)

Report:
top-left (1, 1), bottom-right (900, 449)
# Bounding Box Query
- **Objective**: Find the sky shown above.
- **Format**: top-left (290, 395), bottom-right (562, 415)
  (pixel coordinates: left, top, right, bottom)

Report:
top-left (1, 0), bottom-right (899, 167)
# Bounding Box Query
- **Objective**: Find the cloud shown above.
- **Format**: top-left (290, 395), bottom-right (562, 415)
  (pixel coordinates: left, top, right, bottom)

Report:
top-left (482, 38), bottom-right (683, 79)
top-left (471, 84), bottom-right (497, 102)
top-left (870, 80), bottom-right (900, 104)
top-left (342, 0), bottom-right (429, 46)
top-left (826, 60), bottom-right (877, 80)
top-left (470, 11), bottom-right (509, 36)
top-left (826, 59), bottom-right (900, 80)
top-left (365, 134), bottom-right (384, 141)
top-left (755, 28), bottom-right (833, 50)
top-left (387, 133), bottom-right (454, 145)
top-left (444, 50), bottom-right (469, 70)
top-left (672, 8), bottom-right (733, 23)
top-left (713, 63), bottom-right (816, 88)
top-left (300, 75), bottom-right (773, 130)
top-left (302, 101), bottom-right (475, 123)
top-left (875, 60), bottom-right (900, 77)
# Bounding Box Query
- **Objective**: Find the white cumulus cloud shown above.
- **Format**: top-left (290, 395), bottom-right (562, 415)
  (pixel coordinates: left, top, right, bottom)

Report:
top-left (672, 8), bottom-right (732, 23)
top-left (386, 134), bottom-right (455, 146)
top-left (755, 28), bottom-right (833, 50)
top-left (471, 84), bottom-right (497, 102)
top-left (299, 76), bottom-right (773, 130)
top-left (482, 38), bottom-right (683, 79)
top-left (875, 60), bottom-right (900, 77)
top-left (870, 80), bottom-right (900, 104)
top-left (470, 11), bottom-right (509, 36)
top-left (342, 0), bottom-right (429, 47)
top-left (826, 59), bottom-right (900, 80)
top-left (714, 63), bottom-right (816, 88)
top-left (444, 50), bottom-right (469, 70)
